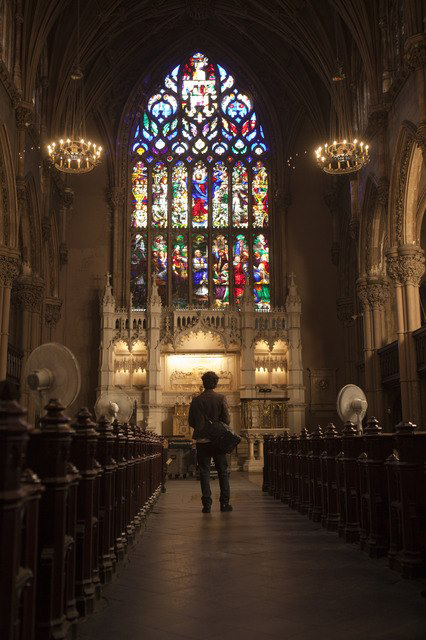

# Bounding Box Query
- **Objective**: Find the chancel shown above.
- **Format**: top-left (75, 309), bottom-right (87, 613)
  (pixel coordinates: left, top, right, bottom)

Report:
top-left (1, 1), bottom-right (426, 639)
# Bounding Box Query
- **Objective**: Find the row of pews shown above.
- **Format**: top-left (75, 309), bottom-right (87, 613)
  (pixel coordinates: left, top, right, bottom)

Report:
top-left (0, 384), bottom-right (165, 640)
top-left (263, 419), bottom-right (426, 579)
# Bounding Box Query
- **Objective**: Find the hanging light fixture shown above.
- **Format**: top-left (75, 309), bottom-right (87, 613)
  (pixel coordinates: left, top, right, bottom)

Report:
top-left (315, 139), bottom-right (369, 174)
top-left (47, 0), bottom-right (102, 174)
top-left (314, 13), bottom-right (370, 176)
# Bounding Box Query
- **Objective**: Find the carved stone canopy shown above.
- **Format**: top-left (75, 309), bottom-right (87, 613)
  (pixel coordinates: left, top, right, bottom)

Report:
top-left (0, 249), bottom-right (20, 287)
top-left (356, 277), bottom-right (391, 309)
top-left (12, 274), bottom-right (44, 312)
top-left (336, 298), bottom-right (354, 327)
top-left (386, 245), bottom-right (425, 286)
top-left (44, 297), bottom-right (62, 326)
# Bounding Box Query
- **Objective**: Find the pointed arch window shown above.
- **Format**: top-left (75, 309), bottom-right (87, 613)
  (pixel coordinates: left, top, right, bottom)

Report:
top-left (130, 52), bottom-right (270, 310)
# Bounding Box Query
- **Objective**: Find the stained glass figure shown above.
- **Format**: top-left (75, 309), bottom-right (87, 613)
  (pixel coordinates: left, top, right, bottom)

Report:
top-left (252, 162), bottom-right (268, 227)
top-left (233, 234), bottom-right (249, 303)
top-left (192, 161), bottom-right (208, 228)
top-left (232, 162), bottom-right (248, 228)
top-left (192, 234), bottom-right (208, 306)
top-left (253, 233), bottom-right (270, 310)
top-left (171, 161), bottom-right (188, 228)
top-left (130, 233), bottom-right (147, 308)
top-left (172, 234), bottom-right (188, 307)
top-left (132, 162), bottom-right (148, 228)
top-left (212, 235), bottom-right (229, 308)
top-left (212, 162), bottom-right (228, 227)
top-left (182, 53), bottom-right (217, 122)
top-left (152, 162), bottom-right (168, 227)
top-left (151, 233), bottom-right (168, 306)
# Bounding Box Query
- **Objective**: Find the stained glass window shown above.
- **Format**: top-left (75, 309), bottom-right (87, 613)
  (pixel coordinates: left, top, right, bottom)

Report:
top-left (151, 233), bottom-right (168, 306)
top-left (232, 162), bottom-right (249, 228)
top-left (132, 162), bottom-right (148, 228)
top-left (130, 52), bottom-right (270, 310)
top-left (192, 234), bottom-right (208, 307)
top-left (172, 162), bottom-right (188, 228)
top-left (213, 235), bottom-right (229, 307)
top-left (233, 234), bottom-right (249, 303)
top-left (152, 162), bottom-right (168, 227)
top-left (253, 233), bottom-right (270, 310)
top-left (172, 234), bottom-right (188, 307)
top-left (212, 162), bottom-right (228, 227)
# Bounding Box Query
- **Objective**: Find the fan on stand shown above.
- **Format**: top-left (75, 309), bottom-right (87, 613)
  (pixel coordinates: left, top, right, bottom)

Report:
top-left (337, 384), bottom-right (368, 435)
top-left (24, 343), bottom-right (81, 411)
top-left (94, 389), bottom-right (133, 424)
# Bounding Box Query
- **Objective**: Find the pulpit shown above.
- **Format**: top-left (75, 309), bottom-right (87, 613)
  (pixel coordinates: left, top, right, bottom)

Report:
top-left (241, 397), bottom-right (289, 471)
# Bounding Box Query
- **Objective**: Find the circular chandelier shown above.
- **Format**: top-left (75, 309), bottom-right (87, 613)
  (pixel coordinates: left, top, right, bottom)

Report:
top-left (47, 136), bottom-right (102, 174)
top-left (47, 0), bottom-right (102, 175)
top-left (315, 139), bottom-right (370, 175)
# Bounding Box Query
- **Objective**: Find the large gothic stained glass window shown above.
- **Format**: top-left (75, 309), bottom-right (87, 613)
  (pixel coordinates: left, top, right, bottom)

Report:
top-left (130, 52), bottom-right (270, 310)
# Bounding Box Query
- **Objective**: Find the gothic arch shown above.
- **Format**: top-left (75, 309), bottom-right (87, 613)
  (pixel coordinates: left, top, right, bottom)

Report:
top-left (18, 174), bottom-right (42, 276)
top-left (359, 176), bottom-right (387, 278)
top-left (110, 45), bottom-right (282, 309)
top-left (388, 124), bottom-right (418, 248)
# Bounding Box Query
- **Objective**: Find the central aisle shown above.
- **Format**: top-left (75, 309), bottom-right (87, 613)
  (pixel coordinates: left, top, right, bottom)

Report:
top-left (80, 474), bottom-right (426, 640)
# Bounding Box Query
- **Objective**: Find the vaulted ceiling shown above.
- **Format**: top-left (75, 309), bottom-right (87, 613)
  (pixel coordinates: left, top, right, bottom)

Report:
top-left (20, 1), bottom-right (392, 156)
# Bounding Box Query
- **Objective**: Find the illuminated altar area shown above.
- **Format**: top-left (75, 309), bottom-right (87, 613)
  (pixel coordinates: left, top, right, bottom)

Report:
top-left (98, 273), bottom-right (305, 468)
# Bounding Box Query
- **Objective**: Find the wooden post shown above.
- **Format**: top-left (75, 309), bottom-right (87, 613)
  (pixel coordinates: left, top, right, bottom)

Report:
top-left (112, 420), bottom-right (127, 559)
top-left (96, 416), bottom-right (117, 583)
top-left (70, 408), bottom-right (99, 617)
top-left (28, 399), bottom-right (74, 640)
top-left (0, 383), bottom-right (41, 640)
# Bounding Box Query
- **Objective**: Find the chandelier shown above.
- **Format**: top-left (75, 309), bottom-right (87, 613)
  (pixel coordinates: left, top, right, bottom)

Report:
top-left (315, 139), bottom-right (370, 175)
top-left (47, 1), bottom-right (102, 174)
top-left (314, 14), bottom-right (370, 176)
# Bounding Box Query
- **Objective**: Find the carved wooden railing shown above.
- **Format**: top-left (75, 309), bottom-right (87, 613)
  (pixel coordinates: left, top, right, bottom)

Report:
top-left (263, 419), bottom-right (426, 578)
top-left (0, 384), bottom-right (166, 640)
top-left (6, 343), bottom-right (23, 387)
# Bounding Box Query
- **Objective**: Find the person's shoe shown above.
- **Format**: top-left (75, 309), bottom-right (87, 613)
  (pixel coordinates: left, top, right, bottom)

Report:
top-left (220, 503), bottom-right (233, 512)
top-left (202, 506), bottom-right (211, 513)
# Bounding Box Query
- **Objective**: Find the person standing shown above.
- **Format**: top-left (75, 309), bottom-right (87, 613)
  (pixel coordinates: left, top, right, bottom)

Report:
top-left (188, 371), bottom-right (233, 513)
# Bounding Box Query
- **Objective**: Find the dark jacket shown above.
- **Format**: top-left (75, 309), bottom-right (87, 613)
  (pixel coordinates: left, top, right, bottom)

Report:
top-left (188, 389), bottom-right (231, 440)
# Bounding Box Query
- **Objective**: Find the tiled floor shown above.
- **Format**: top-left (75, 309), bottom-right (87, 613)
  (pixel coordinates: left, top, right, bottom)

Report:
top-left (79, 473), bottom-right (426, 640)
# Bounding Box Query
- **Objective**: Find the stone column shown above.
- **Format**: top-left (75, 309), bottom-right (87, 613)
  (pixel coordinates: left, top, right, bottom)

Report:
top-left (0, 248), bottom-right (20, 379)
top-left (240, 280), bottom-right (256, 399)
top-left (336, 297), bottom-right (356, 384)
top-left (356, 276), bottom-right (391, 423)
top-left (145, 276), bottom-right (163, 434)
top-left (258, 436), bottom-right (264, 461)
top-left (285, 274), bottom-right (306, 433)
top-left (12, 273), bottom-right (44, 410)
top-left (386, 245), bottom-right (425, 423)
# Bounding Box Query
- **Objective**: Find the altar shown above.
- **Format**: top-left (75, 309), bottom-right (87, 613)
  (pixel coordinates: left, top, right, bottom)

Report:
top-left (98, 275), bottom-right (306, 468)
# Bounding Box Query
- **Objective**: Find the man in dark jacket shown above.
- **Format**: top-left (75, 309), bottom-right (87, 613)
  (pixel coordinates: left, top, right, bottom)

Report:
top-left (188, 371), bottom-right (233, 513)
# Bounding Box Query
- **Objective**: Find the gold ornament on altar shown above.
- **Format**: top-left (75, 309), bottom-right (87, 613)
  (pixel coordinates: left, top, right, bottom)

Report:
top-left (315, 139), bottom-right (370, 175)
top-left (47, 1), bottom-right (102, 174)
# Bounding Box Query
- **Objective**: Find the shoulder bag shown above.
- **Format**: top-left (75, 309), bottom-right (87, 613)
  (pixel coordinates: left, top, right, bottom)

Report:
top-left (204, 415), bottom-right (241, 454)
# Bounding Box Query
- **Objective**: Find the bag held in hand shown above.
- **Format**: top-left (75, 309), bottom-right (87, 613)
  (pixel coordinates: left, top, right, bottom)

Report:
top-left (204, 416), bottom-right (241, 454)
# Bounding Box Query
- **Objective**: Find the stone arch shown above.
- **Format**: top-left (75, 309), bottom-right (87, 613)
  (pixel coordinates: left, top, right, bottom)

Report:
top-left (388, 124), bottom-right (418, 248)
top-left (18, 174), bottom-right (42, 276)
top-left (0, 124), bottom-right (18, 248)
top-left (359, 176), bottom-right (388, 278)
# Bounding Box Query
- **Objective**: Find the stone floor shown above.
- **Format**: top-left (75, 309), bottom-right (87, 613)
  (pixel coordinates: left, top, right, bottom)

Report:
top-left (79, 473), bottom-right (426, 640)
